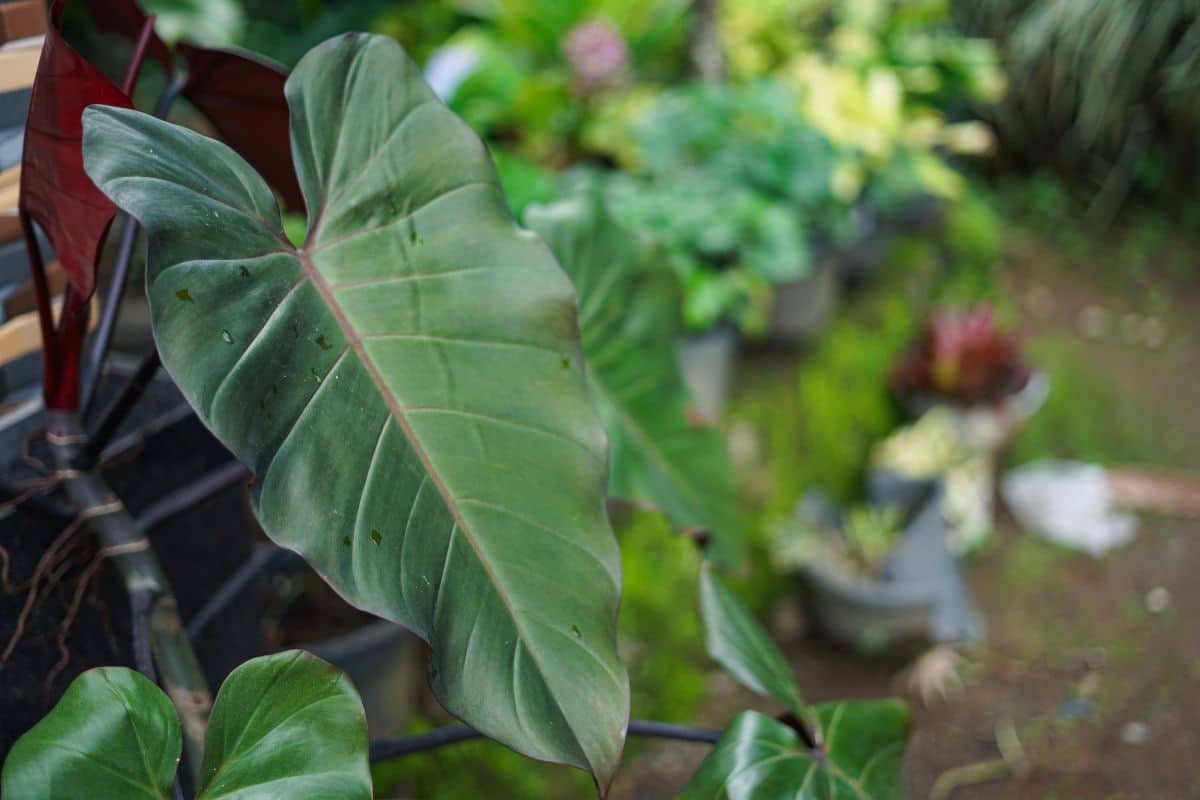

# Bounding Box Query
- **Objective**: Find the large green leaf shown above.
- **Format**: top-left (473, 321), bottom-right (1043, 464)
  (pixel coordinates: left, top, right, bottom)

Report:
top-left (698, 562), bottom-right (805, 717)
top-left (680, 702), bottom-right (911, 799)
top-left (1, 668), bottom-right (180, 800)
top-left (82, 32), bottom-right (628, 786)
top-left (197, 650), bottom-right (371, 799)
top-left (525, 189), bottom-right (742, 566)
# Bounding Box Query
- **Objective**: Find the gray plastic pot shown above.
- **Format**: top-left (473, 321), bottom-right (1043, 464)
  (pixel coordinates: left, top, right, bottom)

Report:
top-left (767, 257), bottom-right (839, 345)
top-left (676, 324), bottom-right (738, 422)
top-left (798, 484), bottom-right (984, 654)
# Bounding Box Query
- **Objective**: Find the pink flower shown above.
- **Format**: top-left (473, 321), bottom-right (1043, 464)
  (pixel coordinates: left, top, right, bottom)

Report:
top-left (563, 19), bottom-right (629, 92)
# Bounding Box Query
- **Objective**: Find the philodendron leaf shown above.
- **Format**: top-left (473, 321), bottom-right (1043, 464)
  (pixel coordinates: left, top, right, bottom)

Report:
top-left (0, 651), bottom-right (371, 800)
top-left (680, 702), bottom-right (911, 800)
top-left (525, 190), bottom-right (743, 567)
top-left (82, 32), bottom-right (628, 787)
top-left (197, 650), bottom-right (371, 799)
top-left (1, 668), bottom-right (180, 800)
top-left (699, 562), bottom-right (805, 717)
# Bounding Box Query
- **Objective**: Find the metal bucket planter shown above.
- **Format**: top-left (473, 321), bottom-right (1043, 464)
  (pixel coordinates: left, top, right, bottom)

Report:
top-left (676, 324), bottom-right (738, 422)
top-left (798, 483), bottom-right (984, 654)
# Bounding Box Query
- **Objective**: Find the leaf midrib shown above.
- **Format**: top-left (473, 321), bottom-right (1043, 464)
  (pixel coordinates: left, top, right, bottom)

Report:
top-left (295, 245), bottom-right (596, 770)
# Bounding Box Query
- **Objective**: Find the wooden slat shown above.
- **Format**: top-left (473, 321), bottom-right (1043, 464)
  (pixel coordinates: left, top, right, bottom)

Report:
top-left (2, 259), bottom-right (63, 319)
top-left (0, 37), bottom-right (40, 94)
top-left (0, 293), bottom-right (99, 367)
top-left (0, 1), bottom-right (48, 45)
top-left (0, 163), bottom-right (19, 188)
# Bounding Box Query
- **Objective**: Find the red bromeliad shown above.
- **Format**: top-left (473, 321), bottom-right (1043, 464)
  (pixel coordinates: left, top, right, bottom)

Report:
top-left (892, 305), bottom-right (1030, 405)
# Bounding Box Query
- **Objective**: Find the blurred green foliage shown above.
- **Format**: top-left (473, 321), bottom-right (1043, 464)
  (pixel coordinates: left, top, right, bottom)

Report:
top-left (957, 0), bottom-right (1200, 204)
top-left (729, 185), bottom-right (1003, 518)
top-left (602, 80), bottom-right (848, 332)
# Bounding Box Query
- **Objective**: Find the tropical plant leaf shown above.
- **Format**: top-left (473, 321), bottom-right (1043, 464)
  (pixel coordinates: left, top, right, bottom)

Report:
top-left (79, 0), bottom-right (303, 209)
top-left (177, 44), bottom-right (304, 210)
top-left (82, 32), bottom-right (628, 787)
top-left (680, 702), bottom-right (911, 800)
top-left (79, 0), bottom-right (173, 71)
top-left (20, 0), bottom-right (134, 408)
top-left (196, 650), bottom-right (371, 799)
top-left (0, 651), bottom-right (373, 800)
top-left (21, 0), bottom-right (133, 300)
top-left (525, 188), bottom-right (742, 566)
top-left (0, 668), bottom-right (180, 800)
top-left (698, 562), bottom-right (805, 716)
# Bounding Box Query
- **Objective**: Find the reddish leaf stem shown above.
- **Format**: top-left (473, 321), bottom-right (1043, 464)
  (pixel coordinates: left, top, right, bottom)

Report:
top-left (19, 212), bottom-right (61, 395)
top-left (120, 14), bottom-right (157, 97)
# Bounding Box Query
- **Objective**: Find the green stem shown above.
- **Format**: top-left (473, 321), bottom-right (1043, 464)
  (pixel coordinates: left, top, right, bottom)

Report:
top-left (45, 411), bottom-right (212, 775)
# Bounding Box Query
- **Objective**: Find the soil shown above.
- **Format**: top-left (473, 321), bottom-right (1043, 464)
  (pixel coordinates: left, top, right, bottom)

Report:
top-left (611, 224), bottom-right (1200, 799)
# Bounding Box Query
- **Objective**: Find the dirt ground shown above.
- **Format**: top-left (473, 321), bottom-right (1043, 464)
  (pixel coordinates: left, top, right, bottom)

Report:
top-left (611, 224), bottom-right (1200, 799)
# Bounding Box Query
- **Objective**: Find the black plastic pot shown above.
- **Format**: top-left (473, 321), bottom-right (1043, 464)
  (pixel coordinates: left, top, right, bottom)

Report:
top-left (0, 361), bottom-right (260, 755)
top-left (835, 196), bottom-right (943, 287)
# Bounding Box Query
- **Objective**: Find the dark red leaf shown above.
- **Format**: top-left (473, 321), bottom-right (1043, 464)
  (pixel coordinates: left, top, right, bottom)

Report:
top-left (79, 0), bottom-right (172, 73)
top-left (179, 44), bottom-right (304, 211)
top-left (74, 0), bottom-right (303, 210)
top-left (20, 1), bottom-right (133, 301)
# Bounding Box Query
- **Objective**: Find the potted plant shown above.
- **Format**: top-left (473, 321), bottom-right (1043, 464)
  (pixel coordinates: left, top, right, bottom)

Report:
top-left (890, 304), bottom-right (1047, 450)
top-left (2, 11), bottom-right (914, 797)
top-left (596, 80), bottom-right (855, 414)
top-left (772, 479), bottom-right (984, 654)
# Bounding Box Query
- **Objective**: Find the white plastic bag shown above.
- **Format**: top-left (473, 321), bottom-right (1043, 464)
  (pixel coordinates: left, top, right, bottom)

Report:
top-left (1002, 460), bottom-right (1137, 556)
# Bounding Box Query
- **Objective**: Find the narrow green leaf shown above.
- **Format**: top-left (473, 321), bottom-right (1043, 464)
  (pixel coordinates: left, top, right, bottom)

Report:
top-left (525, 189), bottom-right (743, 567)
top-left (699, 562), bottom-right (804, 716)
top-left (681, 702), bottom-right (911, 799)
top-left (82, 32), bottom-right (627, 785)
top-left (1, 668), bottom-right (180, 800)
top-left (197, 650), bottom-right (371, 799)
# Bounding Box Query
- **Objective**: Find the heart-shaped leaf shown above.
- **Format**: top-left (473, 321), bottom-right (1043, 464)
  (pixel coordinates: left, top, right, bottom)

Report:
top-left (1, 668), bottom-right (180, 800)
top-left (525, 189), bottom-right (742, 566)
top-left (196, 650), bottom-right (371, 799)
top-left (680, 702), bottom-right (911, 799)
top-left (79, 0), bottom-right (173, 71)
top-left (699, 562), bottom-right (805, 717)
top-left (176, 44), bottom-right (304, 211)
top-left (20, 0), bottom-right (133, 301)
top-left (1, 651), bottom-right (372, 800)
top-left (82, 33), bottom-right (628, 787)
top-left (79, 0), bottom-right (303, 209)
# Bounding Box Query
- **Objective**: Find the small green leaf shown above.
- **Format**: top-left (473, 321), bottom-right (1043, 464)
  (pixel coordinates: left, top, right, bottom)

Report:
top-left (680, 702), bottom-right (911, 799)
top-left (1, 668), bottom-right (180, 800)
top-left (525, 188), bottom-right (743, 566)
top-left (197, 650), bottom-right (371, 799)
top-left (699, 562), bottom-right (804, 716)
